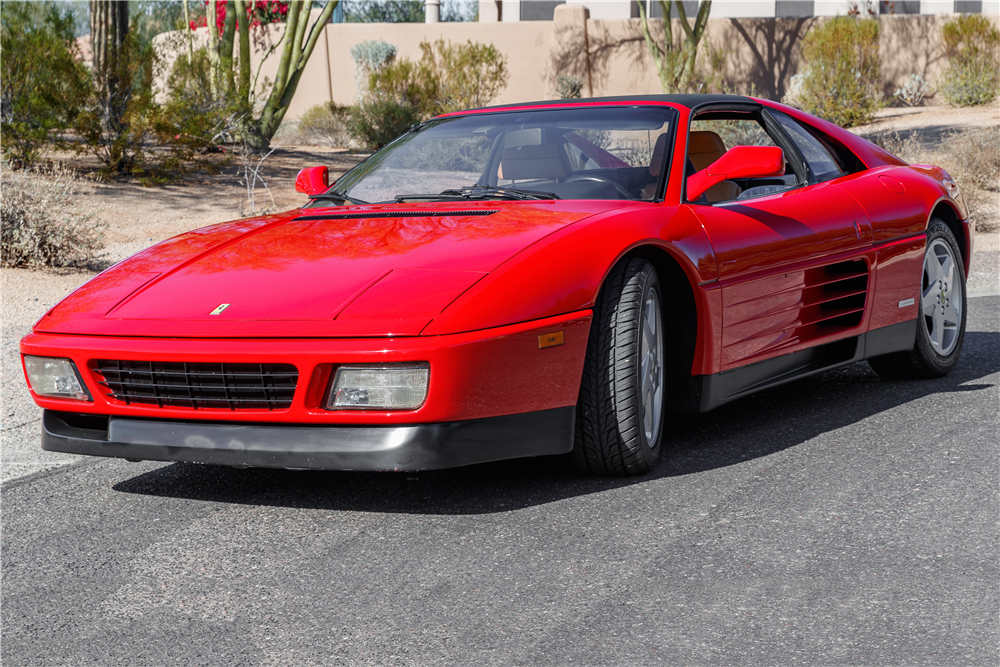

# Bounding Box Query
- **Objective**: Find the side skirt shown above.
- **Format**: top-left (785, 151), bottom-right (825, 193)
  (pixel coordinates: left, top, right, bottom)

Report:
top-left (693, 319), bottom-right (917, 412)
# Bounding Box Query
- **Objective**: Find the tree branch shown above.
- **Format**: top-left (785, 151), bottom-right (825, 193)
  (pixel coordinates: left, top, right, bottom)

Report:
top-left (637, 1), bottom-right (664, 73)
top-left (235, 0), bottom-right (250, 100)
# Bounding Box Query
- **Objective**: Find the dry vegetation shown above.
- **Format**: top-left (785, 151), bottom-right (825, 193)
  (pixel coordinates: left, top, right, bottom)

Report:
top-left (0, 165), bottom-right (106, 268)
top-left (859, 124), bottom-right (1000, 233)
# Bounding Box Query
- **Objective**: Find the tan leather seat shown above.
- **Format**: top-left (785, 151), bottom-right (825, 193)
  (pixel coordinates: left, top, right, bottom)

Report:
top-left (688, 130), bottom-right (742, 203)
top-left (499, 138), bottom-right (570, 181)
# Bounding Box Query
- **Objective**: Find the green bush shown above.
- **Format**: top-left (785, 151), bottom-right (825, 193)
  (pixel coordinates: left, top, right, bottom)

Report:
top-left (1, 164), bottom-right (105, 268)
top-left (368, 57), bottom-right (439, 118)
top-left (161, 47), bottom-right (237, 156)
top-left (348, 38), bottom-right (508, 149)
top-left (418, 38), bottom-right (509, 114)
top-left (0, 2), bottom-right (91, 168)
top-left (939, 15), bottom-right (1000, 106)
top-left (73, 31), bottom-right (162, 176)
top-left (368, 38), bottom-right (509, 118)
top-left (799, 16), bottom-right (883, 128)
top-left (347, 99), bottom-right (421, 150)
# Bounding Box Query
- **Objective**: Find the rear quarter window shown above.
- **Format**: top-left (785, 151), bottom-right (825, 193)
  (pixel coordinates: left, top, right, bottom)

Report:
top-left (772, 112), bottom-right (846, 183)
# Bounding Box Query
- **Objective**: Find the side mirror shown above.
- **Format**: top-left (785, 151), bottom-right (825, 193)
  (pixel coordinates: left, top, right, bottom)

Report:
top-left (295, 166), bottom-right (329, 196)
top-left (686, 146), bottom-right (784, 202)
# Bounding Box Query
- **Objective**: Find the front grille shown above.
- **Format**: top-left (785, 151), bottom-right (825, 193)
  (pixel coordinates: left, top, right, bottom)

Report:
top-left (94, 361), bottom-right (298, 411)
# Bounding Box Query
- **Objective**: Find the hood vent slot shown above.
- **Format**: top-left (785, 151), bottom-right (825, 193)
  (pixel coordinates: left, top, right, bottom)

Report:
top-left (295, 210), bottom-right (499, 221)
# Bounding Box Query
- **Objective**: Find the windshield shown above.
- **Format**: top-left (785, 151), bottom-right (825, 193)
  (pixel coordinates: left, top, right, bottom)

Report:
top-left (319, 107), bottom-right (676, 205)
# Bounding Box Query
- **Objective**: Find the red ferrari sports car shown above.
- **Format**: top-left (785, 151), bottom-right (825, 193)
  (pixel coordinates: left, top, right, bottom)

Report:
top-left (21, 94), bottom-right (970, 476)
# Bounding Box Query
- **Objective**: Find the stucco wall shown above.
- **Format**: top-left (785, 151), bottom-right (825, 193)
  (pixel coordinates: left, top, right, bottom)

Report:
top-left (153, 10), bottom-right (999, 121)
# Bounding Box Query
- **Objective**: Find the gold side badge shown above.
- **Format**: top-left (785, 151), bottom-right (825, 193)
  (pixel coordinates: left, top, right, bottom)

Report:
top-left (209, 303), bottom-right (231, 315)
top-left (538, 331), bottom-right (564, 349)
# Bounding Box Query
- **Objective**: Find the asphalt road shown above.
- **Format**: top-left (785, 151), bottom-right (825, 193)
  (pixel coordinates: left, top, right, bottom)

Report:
top-left (2, 296), bottom-right (997, 666)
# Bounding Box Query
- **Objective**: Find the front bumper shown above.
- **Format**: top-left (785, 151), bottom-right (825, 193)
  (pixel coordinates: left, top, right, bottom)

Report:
top-left (21, 311), bottom-right (591, 425)
top-left (41, 407), bottom-right (575, 471)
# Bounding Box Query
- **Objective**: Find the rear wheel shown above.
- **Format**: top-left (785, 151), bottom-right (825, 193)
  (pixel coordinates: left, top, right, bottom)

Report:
top-left (869, 219), bottom-right (967, 379)
top-left (574, 259), bottom-right (664, 476)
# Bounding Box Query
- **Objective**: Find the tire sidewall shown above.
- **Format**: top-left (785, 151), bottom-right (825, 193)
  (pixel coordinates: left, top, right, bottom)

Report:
top-left (630, 267), bottom-right (664, 468)
top-left (914, 221), bottom-right (967, 374)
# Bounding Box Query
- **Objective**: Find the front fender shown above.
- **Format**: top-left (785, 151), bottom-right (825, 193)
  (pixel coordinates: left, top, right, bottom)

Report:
top-left (422, 204), bottom-right (719, 336)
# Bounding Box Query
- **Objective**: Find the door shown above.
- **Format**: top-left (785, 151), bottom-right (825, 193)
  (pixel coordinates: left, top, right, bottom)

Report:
top-left (686, 107), bottom-right (874, 370)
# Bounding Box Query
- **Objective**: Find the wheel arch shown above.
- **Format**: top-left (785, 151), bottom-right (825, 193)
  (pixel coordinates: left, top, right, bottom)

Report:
top-left (611, 244), bottom-right (701, 413)
top-left (928, 200), bottom-right (970, 276)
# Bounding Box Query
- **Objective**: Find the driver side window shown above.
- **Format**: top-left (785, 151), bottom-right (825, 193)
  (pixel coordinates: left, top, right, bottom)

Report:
top-left (688, 115), bottom-right (796, 204)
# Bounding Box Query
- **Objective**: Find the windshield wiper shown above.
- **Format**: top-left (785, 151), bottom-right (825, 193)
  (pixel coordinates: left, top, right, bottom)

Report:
top-left (308, 189), bottom-right (369, 206)
top-left (395, 185), bottom-right (559, 202)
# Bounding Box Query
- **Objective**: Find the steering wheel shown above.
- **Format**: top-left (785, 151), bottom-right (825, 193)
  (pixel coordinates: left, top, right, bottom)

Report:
top-left (564, 174), bottom-right (634, 200)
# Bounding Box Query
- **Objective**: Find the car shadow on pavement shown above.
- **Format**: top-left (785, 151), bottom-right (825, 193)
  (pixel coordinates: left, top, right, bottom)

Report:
top-left (112, 330), bottom-right (999, 515)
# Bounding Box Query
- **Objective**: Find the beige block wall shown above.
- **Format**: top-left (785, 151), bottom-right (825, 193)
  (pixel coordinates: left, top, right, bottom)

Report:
top-left (320, 21), bottom-right (552, 110)
top-left (154, 12), bottom-right (999, 121)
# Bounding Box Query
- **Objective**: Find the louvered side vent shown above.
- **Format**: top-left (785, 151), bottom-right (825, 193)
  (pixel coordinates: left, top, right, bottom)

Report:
top-left (808, 260), bottom-right (869, 332)
top-left (721, 259), bottom-right (870, 366)
top-left (94, 361), bottom-right (298, 411)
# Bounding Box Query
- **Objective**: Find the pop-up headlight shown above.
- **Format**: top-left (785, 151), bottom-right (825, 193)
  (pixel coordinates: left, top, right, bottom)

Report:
top-left (24, 356), bottom-right (92, 401)
top-left (327, 364), bottom-right (429, 410)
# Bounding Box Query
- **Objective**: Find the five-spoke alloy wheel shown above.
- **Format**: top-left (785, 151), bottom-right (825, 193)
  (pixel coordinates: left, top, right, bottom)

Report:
top-left (869, 219), bottom-right (967, 379)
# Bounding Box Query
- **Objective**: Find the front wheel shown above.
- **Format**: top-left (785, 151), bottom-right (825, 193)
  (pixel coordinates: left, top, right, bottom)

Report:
top-left (574, 259), bottom-right (664, 476)
top-left (869, 219), bottom-right (967, 379)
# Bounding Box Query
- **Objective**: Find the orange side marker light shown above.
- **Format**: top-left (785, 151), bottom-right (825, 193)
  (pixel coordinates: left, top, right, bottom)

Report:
top-left (538, 331), bottom-right (564, 349)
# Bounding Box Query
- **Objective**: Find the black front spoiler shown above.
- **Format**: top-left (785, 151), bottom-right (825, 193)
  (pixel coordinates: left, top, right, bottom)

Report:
top-left (41, 407), bottom-right (576, 472)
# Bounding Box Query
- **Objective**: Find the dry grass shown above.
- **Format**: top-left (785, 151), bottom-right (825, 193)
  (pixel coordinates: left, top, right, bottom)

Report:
top-left (859, 126), bottom-right (1000, 233)
top-left (274, 103), bottom-right (359, 149)
top-left (1, 164), bottom-right (106, 268)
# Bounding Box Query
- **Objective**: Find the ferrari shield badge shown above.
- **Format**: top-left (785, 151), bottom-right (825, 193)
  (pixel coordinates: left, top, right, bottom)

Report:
top-left (209, 303), bottom-right (231, 315)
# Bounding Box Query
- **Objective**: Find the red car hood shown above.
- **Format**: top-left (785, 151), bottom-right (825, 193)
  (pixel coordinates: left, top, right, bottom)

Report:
top-left (36, 201), bottom-right (606, 338)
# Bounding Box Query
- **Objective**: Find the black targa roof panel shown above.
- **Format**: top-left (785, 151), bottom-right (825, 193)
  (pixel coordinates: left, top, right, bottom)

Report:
top-left (468, 94), bottom-right (755, 113)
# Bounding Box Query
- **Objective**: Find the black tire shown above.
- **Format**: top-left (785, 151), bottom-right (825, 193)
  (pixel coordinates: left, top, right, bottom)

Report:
top-left (573, 259), bottom-right (664, 476)
top-left (868, 219), bottom-right (967, 380)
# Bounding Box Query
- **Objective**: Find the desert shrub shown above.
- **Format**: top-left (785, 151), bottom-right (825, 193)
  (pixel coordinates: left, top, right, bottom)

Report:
top-left (73, 31), bottom-right (162, 176)
top-left (798, 16), bottom-right (883, 127)
top-left (297, 102), bottom-right (354, 147)
top-left (368, 58), bottom-right (439, 118)
top-left (367, 38), bottom-right (508, 118)
top-left (894, 73), bottom-right (930, 107)
top-left (939, 15), bottom-right (1000, 106)
top-left (1, 165), bottom-right (105, 268)
top-left (859, 127), bottom-right (920, 161)
top-left (945, 128), bottom-right (1000, 192)
top-left (556, 75), bottom-right (583, 99)
top-left (0, 2), bottom-right (91, 168)
top-left (348, 38), bottom-right (507, 148)
top-left (419, 39), bottom-right (508, 114)
top-left (161, 47), bottom-right (239, 155)
top-left (347, 99), bottom-right (421, 150)
top-left (350, 39), bottom-right (397, 99)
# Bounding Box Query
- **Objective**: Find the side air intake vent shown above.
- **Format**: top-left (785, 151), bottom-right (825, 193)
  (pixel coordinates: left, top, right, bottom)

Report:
top-left (722, 259), bottom-right (870, 366)
top-left (295, 210), bottom-right (498, 221)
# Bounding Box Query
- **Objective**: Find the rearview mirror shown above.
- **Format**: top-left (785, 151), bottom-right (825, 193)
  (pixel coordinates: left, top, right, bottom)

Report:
top-left (295, 166), bottom-right (329, 196)
top-left (686, 146), bottom-right (784, 202)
